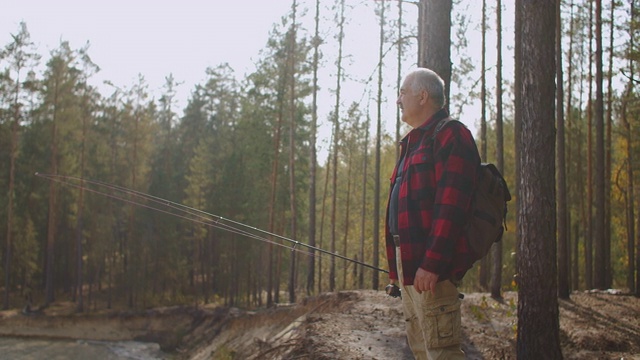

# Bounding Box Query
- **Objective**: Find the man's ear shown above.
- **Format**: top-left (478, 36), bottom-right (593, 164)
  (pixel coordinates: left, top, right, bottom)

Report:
top-left (420, 90), bottom-right (429, 105)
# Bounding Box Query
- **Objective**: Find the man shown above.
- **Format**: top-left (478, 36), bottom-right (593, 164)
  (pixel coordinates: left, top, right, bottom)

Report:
top-left (385, 68), bottom-right (480, 359)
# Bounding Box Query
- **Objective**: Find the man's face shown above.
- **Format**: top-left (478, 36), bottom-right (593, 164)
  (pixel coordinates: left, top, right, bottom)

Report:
top-left (396, 75), bottom-right (424, 127)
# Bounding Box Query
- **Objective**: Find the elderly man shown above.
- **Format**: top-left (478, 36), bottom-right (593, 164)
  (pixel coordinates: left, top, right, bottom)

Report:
top-left (385, 68), bottom-right (480, 359)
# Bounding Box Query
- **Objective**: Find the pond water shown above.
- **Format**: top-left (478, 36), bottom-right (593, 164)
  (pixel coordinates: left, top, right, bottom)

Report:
top-left (0, 337), bottom-right (171, 360)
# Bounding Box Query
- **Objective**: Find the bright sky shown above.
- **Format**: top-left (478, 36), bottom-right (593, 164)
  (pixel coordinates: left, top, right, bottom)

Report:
top-left (2, 0), bottom-right (500, 159)
top-left (2, 0), bottom-right (420, 155)
top-left (1, 0), bottom-right (294, 97)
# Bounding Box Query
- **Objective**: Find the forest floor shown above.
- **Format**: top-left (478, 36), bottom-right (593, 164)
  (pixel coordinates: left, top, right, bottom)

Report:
top-left (0, 289), bottom-right (638, 359)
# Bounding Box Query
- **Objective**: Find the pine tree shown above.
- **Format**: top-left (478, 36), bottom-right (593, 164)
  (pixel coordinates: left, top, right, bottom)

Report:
top-left (515, 0), bottom-right (563, 357)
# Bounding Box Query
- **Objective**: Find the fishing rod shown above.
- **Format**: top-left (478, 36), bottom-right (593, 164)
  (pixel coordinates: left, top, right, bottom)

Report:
top-left (35, 172), bottom-right (388, 274)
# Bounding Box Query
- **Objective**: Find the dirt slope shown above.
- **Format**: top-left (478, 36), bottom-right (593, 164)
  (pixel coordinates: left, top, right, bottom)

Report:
top-left (1, 290), bottom-right (638, 359)
top-left (184, 290), bottom-right (640, 360)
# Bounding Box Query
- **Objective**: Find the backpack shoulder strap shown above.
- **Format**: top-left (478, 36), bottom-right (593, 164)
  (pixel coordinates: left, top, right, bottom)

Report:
top-left (431, 117), bottom-right (469, 150)
top-left (431, 117), bottom-right (452, 142)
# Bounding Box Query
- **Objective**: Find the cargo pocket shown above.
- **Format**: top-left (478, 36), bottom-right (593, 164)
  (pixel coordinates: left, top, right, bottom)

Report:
top-left (423, 296), bottom-right (461, 349)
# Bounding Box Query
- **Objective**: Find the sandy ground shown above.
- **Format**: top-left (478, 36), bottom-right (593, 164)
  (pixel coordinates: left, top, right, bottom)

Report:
top-left (0, 290), bottom-right (638, 359)
top-left (183, 290), bottom-right (640, 360)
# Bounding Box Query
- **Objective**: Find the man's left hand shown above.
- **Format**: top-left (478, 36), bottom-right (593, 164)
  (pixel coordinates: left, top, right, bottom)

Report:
top-left (414, 268), bottom-right (438, 295)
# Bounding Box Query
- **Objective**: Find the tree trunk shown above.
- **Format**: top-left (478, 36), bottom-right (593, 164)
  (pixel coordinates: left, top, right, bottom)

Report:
top-left (593, 0), bottom-right (606, 290)
top-left (418, 0), bottom-right (452, 107)
top-left (515, 0), bottom-right (563, 358)
top-left (586, 0), bottom-right (594, 290)
top-left (267, 58), bottom-right (285, 307)
top-left (373, 0), bottom-right (386, 290)
top-left (625, 0), bottom-right (637, 295)
top-left (490, 0), bottom-right (504, 300)
top-left (4, 64), bottom-right (22, 310)
top-left (4, 93), bottom-right (18, 311)
top-left (623, 95), bottom-right (635, 293)
top-left (288, 0), bottom-right (298, 304)
top-left (604, 0), bottom-right (616, 289)
top-left (566, 1), bottom-right (578, 292)
top-left (330, 0), bottom-right (346, 293)
top-left (318, 147), bottom-right (332, 293)
top-left (479, 0), bottom-right (490, 292)
top-left (556, 0), bottom-right (570, 300)
top-left (45, 99), bottom-right (59, 307)
top-left (395, 0), bottom-right (404, 160)
top-left (75, 106), bottom-right (87, 312)
top-left (513, 0), bottom-right (522, 291)
top-left (306, 0), bottom-right (320, 296)
top-left (359, 116), bottom-right (370, 289)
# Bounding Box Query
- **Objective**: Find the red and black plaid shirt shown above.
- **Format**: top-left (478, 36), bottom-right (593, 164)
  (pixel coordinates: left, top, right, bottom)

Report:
top-left (385, 109), bottom-right (481, 285)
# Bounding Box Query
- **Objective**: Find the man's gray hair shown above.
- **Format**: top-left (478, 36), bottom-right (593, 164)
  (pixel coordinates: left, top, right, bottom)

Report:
top-left (409, 68), bottom-right (447, 109)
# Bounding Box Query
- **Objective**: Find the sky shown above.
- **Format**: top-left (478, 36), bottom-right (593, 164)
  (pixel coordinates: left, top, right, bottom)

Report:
top-left (1, 0), bottom-right (295, 98)
top-left (2, 0), bottom-right (498, 160)
top-left (2, 0), bottom-right (422, 156)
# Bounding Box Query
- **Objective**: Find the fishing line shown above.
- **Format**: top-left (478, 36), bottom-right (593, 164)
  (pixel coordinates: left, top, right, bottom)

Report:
top-left (35, 173), bottom-right (388, 273)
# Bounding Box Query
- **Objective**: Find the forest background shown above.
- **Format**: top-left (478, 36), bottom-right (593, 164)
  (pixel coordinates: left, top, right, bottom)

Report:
top-left (0, 0), bottom-right (638, 322)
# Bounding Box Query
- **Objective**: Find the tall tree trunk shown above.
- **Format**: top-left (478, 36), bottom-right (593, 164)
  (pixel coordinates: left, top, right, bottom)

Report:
top-left (556, 0), bottom-right (570, 300)
top-left (342, 161), bottom-right (352, 289)
top-left (306, 0), bottom-right (320, 296)
top-left (566, 0), bottom-right (578, 292)
top-left (359, 115), bottom-right (370, 289)
top-left (373, 0), bottom-right (386, 290)
top-left (626, 0), bottom-right (637, 295)
top-left (127, 111), bottom-right (140, 309)
top-left (45, 93), bottom-right (60, 307)
top-left (318, 144), bottom-right (332, 293)
top-left (418, 0), bottom-right (452, 107)
top-left (479, 0), bottom-right (490, 292)
top-left (396, 0), bottom-right (404, 160)
top-left (586, 0), bottom-right (594, 290)
top-left (491, 0), bottom-right (505, 300)
top-left (330, 0), bottom-right (345, 293)
top-left (4, 85), bottom-right (19, 311)
top-left (623, 89), bottom-right (635, 293)
top-left (516, 0), bottom-right (563, 358)
top-left (604, 0), bottom-right (616, 289)
top-left (75, 102), bottom-right (88, 312)
top-left (288, 0), bottom-right (298, 304)
top-left (513, 0), bottom-right (522, 291)
top-left (267, 62), bottom-right (286, 307)
top-left (593, 0), bottom-right (606, 290)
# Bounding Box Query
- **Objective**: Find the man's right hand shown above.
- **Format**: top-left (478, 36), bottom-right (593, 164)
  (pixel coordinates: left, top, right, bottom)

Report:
top-left (414, 268), bottom-right (438, 295)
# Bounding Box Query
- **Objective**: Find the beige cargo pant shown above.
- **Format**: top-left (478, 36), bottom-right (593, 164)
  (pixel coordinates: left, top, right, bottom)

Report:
top-left (397, 251), bottom-right (465, 360)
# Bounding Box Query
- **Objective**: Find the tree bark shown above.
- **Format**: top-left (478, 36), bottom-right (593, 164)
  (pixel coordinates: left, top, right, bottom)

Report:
top-left (556, 0), bottom-right (570, 300)
top-left (288, 0), bottom-right (298, 304)
top-left (490, 0), bottom-right (505, 300)
top-left (604, 0), bottom-right (616, 289)
top-left (586, 0), bottom-right (594, 290)
top-left (418, 0), bottom-right (452, 107)
top-left (330, 0), bottom-right (346, 293)
top-left (359, 116), bottom-right (370, 289)
top-left (593, 0), bottom-right (606, 290)
top-left (373, 0), bottom-right (386, 291)
top-left (516, 0), bottom-right (563, 358)
top-left (479, 0), bottom-right (490, 292)
top-left (306, 0), bottom-right (320, 296)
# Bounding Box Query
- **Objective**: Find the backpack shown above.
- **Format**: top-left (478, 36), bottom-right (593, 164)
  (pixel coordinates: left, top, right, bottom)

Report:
top-left (433, 118), bottom-right (512, 264)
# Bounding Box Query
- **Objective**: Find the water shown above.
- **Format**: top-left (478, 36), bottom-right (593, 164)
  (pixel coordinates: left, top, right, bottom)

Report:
top-left (0, 337), bottom-right (171, 360)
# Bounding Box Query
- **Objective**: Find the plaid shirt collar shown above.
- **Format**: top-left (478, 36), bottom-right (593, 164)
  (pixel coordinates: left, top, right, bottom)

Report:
top-left (401, 108), bottom-right (450, 145)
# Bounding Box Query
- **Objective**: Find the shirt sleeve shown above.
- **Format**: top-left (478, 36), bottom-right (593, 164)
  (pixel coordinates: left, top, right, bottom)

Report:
top-left (420, 122), bottom-right (480, 276)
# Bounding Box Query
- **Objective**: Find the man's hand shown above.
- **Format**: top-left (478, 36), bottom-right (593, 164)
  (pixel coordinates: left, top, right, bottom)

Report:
top-left (414, 268), bottom-right (438, 295)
